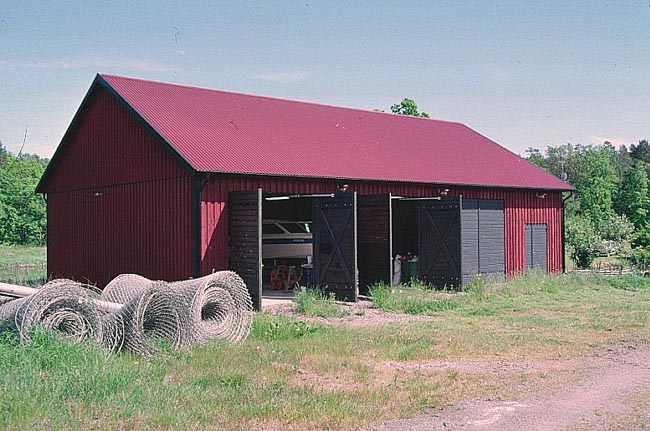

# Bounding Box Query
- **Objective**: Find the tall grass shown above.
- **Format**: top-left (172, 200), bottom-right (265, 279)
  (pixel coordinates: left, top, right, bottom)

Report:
top-left (0, 245), bottom-right (47, 287)
top-left (294, 287), bottom-right (346, 318)
top-left (369, 282), bottom-right (458, 315)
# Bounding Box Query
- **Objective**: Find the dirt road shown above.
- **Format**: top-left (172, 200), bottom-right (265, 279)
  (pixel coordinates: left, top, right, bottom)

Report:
top-left (371, 340), bottom-right (650, 431)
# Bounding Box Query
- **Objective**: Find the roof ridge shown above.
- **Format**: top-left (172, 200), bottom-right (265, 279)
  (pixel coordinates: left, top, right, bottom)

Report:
top-left (93, 73), bottom-right (574, 191)
top-left (98, 73), bottom-right (461, 126)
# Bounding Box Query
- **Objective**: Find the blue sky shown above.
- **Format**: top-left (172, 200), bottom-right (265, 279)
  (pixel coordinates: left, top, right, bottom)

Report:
top-left (1, 1), bottom-right (648, 158)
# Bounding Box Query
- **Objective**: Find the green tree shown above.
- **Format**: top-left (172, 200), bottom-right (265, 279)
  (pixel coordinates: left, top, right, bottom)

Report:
top-left (0, 146), bottom-right (48, 245)
top-left (567, 145), bottom-right (618, 229)
top-left (630, 139), bottom-right (650, 164)
top-left (390, 98), bottom-right (430, 118)
top-left (616, 161), bottom-right (650, 229)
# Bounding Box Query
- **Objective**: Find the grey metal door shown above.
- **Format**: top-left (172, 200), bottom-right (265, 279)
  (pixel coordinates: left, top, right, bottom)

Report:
top-left (229, 189), bottom-right (262, 310)
top-left (418, 196), bottom-right (462, 288)
top-left (313, 192), bottom-right (358, 301)
top-left (358, 194), bottom-right (392, 294)
top-left (526, 224), bottom-right (547, 272)
top-left (477, 200), bottom-right (505, 278)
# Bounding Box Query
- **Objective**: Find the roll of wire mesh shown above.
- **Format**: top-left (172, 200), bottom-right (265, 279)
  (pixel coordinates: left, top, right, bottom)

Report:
top-left (0, 271), bottom-right (253, 355)
top-left (169, 270), bottom-right (254, 344)
top-left (13, 279), bottom-right (103, 344)
top-left (100, 274), bottom-right (185, 356)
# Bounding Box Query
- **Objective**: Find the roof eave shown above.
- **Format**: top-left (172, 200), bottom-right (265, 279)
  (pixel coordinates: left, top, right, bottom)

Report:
top-left (194, 169), bottom-right (575, 192)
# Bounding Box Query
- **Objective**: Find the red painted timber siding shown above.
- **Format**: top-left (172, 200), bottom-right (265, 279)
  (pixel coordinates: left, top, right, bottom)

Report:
top-left (48, 177), bottom-right (192, 287)
top-left (41, 85), bottom-right (186, 193)
top-left (200, 175), bottom-right (563, 277)
top-left (43, 85), bottom-right (192, 287)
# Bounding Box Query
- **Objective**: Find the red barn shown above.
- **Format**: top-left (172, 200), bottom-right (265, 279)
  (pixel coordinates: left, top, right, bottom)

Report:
top-left (37, 74), bottom-right (573, 309)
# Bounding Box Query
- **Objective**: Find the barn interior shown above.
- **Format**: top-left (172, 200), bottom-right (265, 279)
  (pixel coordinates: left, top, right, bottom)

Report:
top-left (234, 191), bottom-right (482, 308)
top-left (261, 194), bottom-right (318, 295)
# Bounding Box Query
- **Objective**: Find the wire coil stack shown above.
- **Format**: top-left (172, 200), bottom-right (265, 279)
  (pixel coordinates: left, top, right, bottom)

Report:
top-left (0, 271), bottom-right (253, 356)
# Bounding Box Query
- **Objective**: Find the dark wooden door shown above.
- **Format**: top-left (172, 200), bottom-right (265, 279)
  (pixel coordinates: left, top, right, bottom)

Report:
top-left (229, 189), bottom-right (262, 310)
top-left (313, 192), bottom-right (358, 301)
top-left (418, 196), bottom-right (462, 288)
top-left (358, 194), bottom-right (392, 294)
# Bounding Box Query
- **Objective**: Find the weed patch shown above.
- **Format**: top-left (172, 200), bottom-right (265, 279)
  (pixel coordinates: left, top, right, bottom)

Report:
top-left (294, 287), bottom-right (347, 318)
top-left (250, 313), bottom-right (322, 340)
top-left (369, 282), bottom-right (459, 316)
top-left (606, 274), bottom-right (650, 291)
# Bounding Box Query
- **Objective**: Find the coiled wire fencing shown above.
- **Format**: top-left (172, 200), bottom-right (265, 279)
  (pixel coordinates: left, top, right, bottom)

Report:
top-left (0, 271), bottom-right (253, 356)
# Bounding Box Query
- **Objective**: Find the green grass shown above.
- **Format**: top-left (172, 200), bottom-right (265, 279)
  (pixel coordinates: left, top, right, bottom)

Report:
top-left (293, 286), bottom-right (347, 318)
top-left (2, 271), bottom-right (650, 430)
top-left (369, 281), bottom-right (459, 315)
top-left (0, 245), bottom-right (47, 287)
top-left (605, 274), bottom-right (650, 291)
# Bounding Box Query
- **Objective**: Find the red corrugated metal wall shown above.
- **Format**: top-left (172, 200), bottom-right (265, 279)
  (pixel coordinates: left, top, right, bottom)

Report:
top-left (48, 178), bottom-right (192, 287)
top-left (200, 175), bottom-right (563, 277)
top-left (44, 85), bottom-right (193, 287)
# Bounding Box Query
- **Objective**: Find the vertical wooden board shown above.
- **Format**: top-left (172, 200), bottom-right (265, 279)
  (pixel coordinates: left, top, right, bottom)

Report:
top-left (313, 193), bottom-right (358, 301)
top-left (358, 194), bottom-right (392, 294)
top-left (418, 196), bottom-right (462, 288)
top-left (228, 189), bottom-right (262, 310)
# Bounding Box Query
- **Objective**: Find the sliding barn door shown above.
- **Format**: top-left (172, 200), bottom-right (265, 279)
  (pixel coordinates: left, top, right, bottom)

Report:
top-left (229, 189), bottom-right (262, 310)
top-left (418, 197), bottom-right (462, 288)
top-left (313, 192), bottom-right (358, 301)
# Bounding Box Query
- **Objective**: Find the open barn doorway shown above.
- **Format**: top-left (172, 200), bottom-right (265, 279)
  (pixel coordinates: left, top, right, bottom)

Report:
top-left (261, 193), bottom-right (315, 305)
top-left (229, 190), bottom-right (360, 309)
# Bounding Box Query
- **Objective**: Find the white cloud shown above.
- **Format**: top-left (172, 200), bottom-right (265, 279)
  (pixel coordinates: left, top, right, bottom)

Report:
top-left (253, 70), bottom-right (314, 83)
top-left (0, 58), bottom-right (177, 73)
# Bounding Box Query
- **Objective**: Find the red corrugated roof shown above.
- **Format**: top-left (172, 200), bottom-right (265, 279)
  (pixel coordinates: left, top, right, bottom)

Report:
top-left (99, 74), bottom-right (572, 191)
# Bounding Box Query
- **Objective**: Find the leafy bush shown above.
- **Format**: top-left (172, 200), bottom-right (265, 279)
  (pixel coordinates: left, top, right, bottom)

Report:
top-left (250, 314), bottom-right (320, 340)
top-left (633, 223), bottom-right (650, 248)
top-left (566, 217), bottom-right (602, 268)
top-left (630, 247), bottom-right (650, 271)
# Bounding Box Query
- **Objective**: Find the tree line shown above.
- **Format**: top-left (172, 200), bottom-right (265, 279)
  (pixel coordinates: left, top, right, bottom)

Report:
top-left (0, 143), bottom-right (48, 246)
top-left (526, 140), bottom-right (650, 269)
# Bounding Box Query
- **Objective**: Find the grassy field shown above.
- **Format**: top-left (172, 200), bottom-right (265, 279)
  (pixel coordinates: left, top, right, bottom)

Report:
top-left (1, 249), bottom-right (650, 430)
top-left (0, 245), bottom-right (47, 287)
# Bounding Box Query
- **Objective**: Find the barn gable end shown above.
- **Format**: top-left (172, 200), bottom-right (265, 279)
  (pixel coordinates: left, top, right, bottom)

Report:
top-left (38, 78), bottom-right (194, 287)
top-left (38, 81), bottom-right (189, 194)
